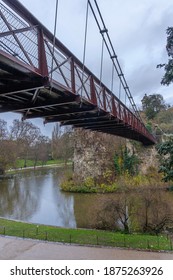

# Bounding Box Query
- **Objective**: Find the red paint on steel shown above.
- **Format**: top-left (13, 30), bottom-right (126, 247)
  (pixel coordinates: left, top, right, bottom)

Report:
top-left (37, 28), bottom-right (49, 78)
top-left (0, 0), bottom-right (156, 145)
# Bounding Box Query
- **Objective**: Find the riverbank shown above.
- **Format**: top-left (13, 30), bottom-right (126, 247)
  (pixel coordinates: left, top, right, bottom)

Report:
top-left (0, 218), bottom-right (172, 251)
top-left (61, 171), bottom-right (169, 193)
top-left (6, 161), bottom-right (72, 174)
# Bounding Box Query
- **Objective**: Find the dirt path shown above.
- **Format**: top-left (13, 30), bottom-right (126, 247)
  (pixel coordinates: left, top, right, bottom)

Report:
top-left (0, 236), bottom-right (173, 260)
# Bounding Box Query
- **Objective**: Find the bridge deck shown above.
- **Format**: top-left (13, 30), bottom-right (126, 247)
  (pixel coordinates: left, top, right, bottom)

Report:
top-left (0, 0), bottom-right (156, 145)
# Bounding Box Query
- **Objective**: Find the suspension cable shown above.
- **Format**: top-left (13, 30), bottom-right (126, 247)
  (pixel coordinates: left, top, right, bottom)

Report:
top-left (50, 0), bottom-right (59, 84)
top-left (125, 88), bottom-right (127, 106)
top-left (88, 0), bottom-right (143, 123)
top-left (81, 0), bottom-right (89, 98)
top-left (111, 62), bottom-right (114, 93)
top-left (99, 35), bottom-right (104, 85)
top-left (119, 79), bottom-right (121, 101)
top-left (118, 79), bottom-right (122, 118)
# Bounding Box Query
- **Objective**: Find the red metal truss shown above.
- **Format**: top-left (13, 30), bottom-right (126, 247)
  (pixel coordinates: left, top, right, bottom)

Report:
top-left (0, 0), bottom-right (156, 145)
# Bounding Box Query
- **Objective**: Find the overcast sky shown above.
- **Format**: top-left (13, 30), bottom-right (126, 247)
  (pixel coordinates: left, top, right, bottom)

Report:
top-left (1, 0), bottom-right (173, 136)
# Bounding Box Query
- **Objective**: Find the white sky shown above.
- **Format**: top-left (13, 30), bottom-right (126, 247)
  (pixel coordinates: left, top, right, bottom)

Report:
top-left (1, 0), bottom-right (173, 136)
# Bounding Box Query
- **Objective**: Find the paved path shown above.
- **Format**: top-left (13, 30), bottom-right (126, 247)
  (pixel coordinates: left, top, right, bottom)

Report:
top-left (0, 236), bottom-right (173, 260)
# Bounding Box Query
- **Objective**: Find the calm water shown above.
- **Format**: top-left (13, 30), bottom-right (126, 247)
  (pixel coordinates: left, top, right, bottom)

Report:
top-left (0, 168), bottom-right (110, 229)
top-left (0, 168), bottom-right (173, 231)
top-left (0, 168), bottom-right (77, 228)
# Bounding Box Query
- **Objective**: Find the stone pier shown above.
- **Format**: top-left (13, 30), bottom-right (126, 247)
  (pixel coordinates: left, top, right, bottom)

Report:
top-left (73, 128), bottom-right (123, 180)
top-left (73, 128), bottom-right (158, 181)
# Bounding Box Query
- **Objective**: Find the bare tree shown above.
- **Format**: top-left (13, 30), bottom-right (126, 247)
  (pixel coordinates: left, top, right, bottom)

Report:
top-left (0, 119), bottom-right (8, 140)
top-left (10, 119), bottom-right (41, 167)
top-left (96, 192), bottom-right (135, 233)
top-left (0, 119), bottom-right (16, 174)
top-left (32, 135), bottom-right (50, 167)
top-left (51, 123), bottom-right (74, 165)
top-left (138, 189), bottom-right (173, 234)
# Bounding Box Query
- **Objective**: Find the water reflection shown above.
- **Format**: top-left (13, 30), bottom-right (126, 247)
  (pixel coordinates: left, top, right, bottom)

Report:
top-left (0, 168), bottom-right (173, 232)
top-left (0, 175), bottom-right (40, 220)
top-left (0, 168), bottom-right (76, 228)
top-left (74, 193), bottom-right (107, 228)
top-left (74, 190), bottom-right (173, 232)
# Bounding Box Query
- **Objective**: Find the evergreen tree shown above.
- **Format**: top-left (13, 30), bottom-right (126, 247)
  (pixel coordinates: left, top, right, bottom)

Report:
top-left (141, 94), bottom-right (166, 119)
top-left (157, 27), bottom-right (173, 85)
top-left (114, 146), bottom-right (139, 176)
top-left (157, 138), bottom-right (173, 182)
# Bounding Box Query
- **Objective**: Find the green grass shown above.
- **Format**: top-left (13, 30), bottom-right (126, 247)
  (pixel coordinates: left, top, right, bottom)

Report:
top-left (13, 159), bottom-right (67, 169)
top-left (0, 218), bottom-right (172, 251)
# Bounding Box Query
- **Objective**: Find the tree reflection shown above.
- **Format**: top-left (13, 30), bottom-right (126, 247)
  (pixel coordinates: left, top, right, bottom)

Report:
top-left (74, 189), bottom-right (173, 233)
top-left (0, 171), bottom-right (43, 220)
top-left (51, 171), bottom-right (76, 228)
top-left (1, 168), bottom-right (173, 233)
top-left (0, 168), bottom-right (77, 228)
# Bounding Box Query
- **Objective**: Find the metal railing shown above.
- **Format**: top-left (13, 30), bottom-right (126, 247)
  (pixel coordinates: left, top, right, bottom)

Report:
top-left (0, 0), bottom-right (156, 144)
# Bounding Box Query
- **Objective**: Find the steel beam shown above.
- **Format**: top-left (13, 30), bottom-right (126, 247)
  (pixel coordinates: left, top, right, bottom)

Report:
top-left (0, 0), bottom-right (156, 145)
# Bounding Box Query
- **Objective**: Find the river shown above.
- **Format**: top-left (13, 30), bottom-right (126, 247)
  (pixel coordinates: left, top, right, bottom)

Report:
top-left (0, 167), bottom-right (173, 232)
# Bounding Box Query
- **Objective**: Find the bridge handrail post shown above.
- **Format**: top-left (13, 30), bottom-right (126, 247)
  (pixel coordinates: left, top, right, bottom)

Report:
top-left (70, 58), bottom-right (76, 93)
top-left (90, 76), bottom-right (97, 105)
top-left (111, 95), bottom-right (117, 117)
top-left (102, 87), bottom-right (107, 111)
top-left (37, 28), bottom-right (49, 78)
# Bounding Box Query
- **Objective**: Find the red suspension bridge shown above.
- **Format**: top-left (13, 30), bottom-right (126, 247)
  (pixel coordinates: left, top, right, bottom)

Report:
top-left (0, 0), bottom-right (156, 145)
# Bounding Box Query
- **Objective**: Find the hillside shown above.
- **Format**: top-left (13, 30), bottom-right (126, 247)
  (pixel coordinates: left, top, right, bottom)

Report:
top-left (154, 107), bottom-right (173, 135)
top-left (140, 106), bottom-right (173, 140)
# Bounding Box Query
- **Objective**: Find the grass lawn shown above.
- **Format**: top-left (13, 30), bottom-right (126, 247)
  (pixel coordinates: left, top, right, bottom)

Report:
top-left (15, 159), bottom-right (65, 169)
top-left (0, 218), bottom-right (172, 251)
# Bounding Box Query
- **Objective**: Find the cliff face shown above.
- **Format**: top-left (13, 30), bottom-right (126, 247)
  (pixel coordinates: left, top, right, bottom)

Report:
top-left (73, 128), bottom-right (158, 180)
top-left (138, 146), bottom-right (159, 174)
top-left (126, 140), bottom-right (159, 174)
top-left (73, 128), bottom-right (120, 180)
top-left (73, 107), bottom-right (173, 182)
top-left (73, 129), bottom-right (107, 180)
